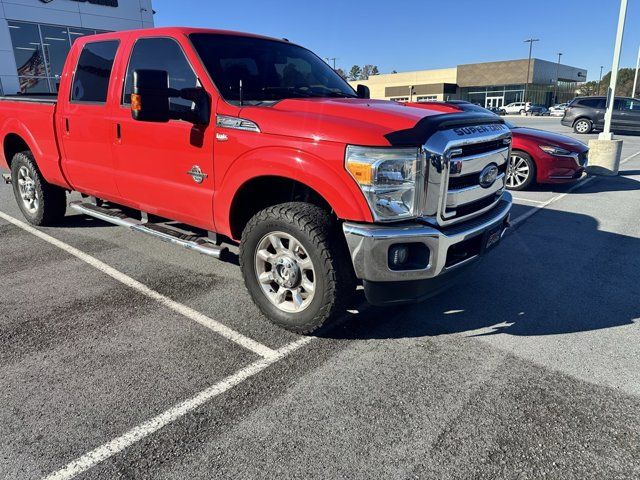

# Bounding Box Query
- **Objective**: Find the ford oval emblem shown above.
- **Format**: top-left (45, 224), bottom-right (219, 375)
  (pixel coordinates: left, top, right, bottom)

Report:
top-left (479, 164), bottom-right (499, 188)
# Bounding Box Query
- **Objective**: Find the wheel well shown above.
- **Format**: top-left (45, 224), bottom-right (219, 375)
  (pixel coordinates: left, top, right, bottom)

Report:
top-left (229, 176), bottom-right (333, 240)
top-left (3, 134), bottom-right (30, 169)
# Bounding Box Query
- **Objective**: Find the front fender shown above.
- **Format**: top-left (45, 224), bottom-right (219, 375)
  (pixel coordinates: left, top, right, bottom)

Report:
top-left (214, 146), bottom-right (373, 238)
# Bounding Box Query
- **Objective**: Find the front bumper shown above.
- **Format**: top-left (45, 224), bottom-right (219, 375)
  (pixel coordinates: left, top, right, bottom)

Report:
top-left (343, 192), bottom-right (512, 304)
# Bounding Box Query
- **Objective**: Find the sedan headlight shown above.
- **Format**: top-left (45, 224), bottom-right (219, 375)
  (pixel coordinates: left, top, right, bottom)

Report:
top-left (539, 145), bottom-right (574, 156)
top-left (345, 146), bottom-right (423, 221)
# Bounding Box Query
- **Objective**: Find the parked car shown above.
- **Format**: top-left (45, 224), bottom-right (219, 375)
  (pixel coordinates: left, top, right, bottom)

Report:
top-left (406, 101), bottom-right (589, 190)
top-left (527, 104), bottom-right (550, 116)
top-left (0, 27), bottom-right (512, 333)
top-left (561, 96), bottom-right (640, 134)
top-left (503, 102), bottom-right (528, 115)
top-left (489, 106), bottom-right (507, 115)
top-left (549, 103), bottom-right (568, 116)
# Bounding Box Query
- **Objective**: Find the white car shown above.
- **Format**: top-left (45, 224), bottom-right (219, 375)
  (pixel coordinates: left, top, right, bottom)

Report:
top-left (503, 102), bottom-right (528, 115)
top-left (549, 103), bottom-right (568, 116)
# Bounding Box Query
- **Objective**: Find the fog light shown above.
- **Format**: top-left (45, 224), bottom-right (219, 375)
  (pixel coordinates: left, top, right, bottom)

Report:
top-left (389, 245), bottom-right (409, 267)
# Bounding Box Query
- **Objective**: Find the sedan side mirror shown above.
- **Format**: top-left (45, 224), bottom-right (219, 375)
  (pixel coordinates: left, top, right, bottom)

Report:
top-left (131, 69), bottom-right (171, 123)
top-left (356, 84), bottom-right (370, 99)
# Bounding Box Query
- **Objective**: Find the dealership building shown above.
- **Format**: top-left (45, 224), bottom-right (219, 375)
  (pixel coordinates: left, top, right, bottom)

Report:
top-left (0, 0), bottom-right (154, 95)
top-left (350, 59), bottom-right (588, 107)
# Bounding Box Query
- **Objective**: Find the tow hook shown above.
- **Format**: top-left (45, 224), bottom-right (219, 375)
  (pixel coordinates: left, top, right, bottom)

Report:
top-left (2, 173), bottom-right (11, 184)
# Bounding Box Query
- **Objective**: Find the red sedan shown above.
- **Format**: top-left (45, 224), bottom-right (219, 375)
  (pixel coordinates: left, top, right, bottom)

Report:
top-left (404, 101), bottom-right (588, 190)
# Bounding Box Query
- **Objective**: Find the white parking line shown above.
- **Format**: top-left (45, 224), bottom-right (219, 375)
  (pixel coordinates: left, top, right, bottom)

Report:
top-left (511, 197), bottom-right (548, 205)
top-left (0, 210), bottom-right (278, 360)
top-left (511, 149), bottom-right (640, 227)
top-left (42, 336), bottom-right (315, 480)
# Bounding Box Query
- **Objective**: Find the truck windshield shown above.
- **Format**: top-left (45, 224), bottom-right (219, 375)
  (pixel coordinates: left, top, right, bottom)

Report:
top-left (190, 33), bottom-right (358, 105)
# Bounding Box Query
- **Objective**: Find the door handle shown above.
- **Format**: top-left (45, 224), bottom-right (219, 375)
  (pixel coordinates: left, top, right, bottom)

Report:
top-left (64, 118), bottom-right (70, 134)
top-left (116, 123), bottom-right (121, 140)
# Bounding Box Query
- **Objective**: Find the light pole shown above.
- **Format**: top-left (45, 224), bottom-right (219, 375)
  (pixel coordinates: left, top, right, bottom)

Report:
top-left (554, 52), bottom-right (562, 104)
top-left (598, 66), bottom-right (604, 95)
top-left (324, 57), bottom-right (337, 70)
top-left (601, 0), bottom-right (627, 140)
top-left (632, 46), bottom-right (640, 99)
top-left (523, 38), bottom-right (539, 106)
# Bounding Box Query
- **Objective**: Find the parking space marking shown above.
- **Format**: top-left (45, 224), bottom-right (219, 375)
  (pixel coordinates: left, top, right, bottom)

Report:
top-left (0, 210), bottom-right (278, 360)
top-left (511, 149), bottom-right (640, 227)
top-left (42, 335), bottom-right (315, 480)
top-left (511, 197), bottom-right (548, 205)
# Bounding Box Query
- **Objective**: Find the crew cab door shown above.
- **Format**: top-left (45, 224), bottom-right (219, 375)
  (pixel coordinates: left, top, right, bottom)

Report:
top-left (58, 40), bottom-right (121, 197)
top-left (111, 36), bottom-right (215, 230)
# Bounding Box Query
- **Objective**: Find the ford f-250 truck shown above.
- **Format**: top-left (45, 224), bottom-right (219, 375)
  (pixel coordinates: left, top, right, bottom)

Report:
top-left (0, 28), bottom-right (512, 333)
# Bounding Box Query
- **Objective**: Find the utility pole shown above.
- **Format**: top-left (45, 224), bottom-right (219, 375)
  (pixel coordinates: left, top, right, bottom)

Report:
top-left (324, 57), bottom-right (337, 70)
top-left (598, 66), bottom-right (604, 95)
top-left (633, 46), bottom-right (640, 99)
top-left (601, 0), bottom-right (627, 139)
top-left (523, 38), bottom-right (539, 106)
top-left (554, 52), bottom-right (562, 104)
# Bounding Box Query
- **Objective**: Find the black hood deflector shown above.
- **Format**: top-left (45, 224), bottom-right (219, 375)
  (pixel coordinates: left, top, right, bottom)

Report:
top-left (385, 112), bottom-right (506, 147)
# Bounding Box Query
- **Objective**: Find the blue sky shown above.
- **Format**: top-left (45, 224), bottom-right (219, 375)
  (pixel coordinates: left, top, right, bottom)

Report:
top-left (154, 0), bottom-right (640, 82)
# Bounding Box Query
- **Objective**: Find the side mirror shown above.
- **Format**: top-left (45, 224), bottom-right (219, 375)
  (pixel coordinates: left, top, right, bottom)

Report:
top-left (179, 87), bottom-right (211, 125)
top-left (356, 84), bottom-right (370, 99)
top-left (132, 69), bottom-right (170, 123)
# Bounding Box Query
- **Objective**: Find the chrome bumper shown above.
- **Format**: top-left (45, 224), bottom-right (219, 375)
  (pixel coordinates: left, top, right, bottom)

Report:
top-left (343, 192), bottom-right (512, 283)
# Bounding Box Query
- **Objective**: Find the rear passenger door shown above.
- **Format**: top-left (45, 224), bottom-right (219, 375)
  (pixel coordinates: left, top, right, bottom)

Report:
top-left (616, 98), bottom-right (640, 132)
top-left (111, 36), bottom-right (215, 230)
top-left (59, 40), bottom-right (121, 198)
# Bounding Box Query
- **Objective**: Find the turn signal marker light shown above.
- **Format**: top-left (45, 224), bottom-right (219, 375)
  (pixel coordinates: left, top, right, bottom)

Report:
top-left (131, 93), bottom-right (142, 112)
top-left (347, 162), bottom-right (373, 185)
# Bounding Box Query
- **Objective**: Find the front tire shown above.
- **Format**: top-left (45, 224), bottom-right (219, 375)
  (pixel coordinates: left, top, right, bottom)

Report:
top-left (573, 118), bottom-right (593, 134)
top-left (11, 151), bottom-right (66, 226)
top-left (506, 151), bottom-right (536, 191)
top-left (240, 202), bottom-right (355, 334)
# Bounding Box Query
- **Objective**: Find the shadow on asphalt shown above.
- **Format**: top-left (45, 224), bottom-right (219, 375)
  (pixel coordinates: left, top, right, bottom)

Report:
top-left (531, 172), bottom-right (640, 194)
top-left (326, 189), bottom-right (639, 341)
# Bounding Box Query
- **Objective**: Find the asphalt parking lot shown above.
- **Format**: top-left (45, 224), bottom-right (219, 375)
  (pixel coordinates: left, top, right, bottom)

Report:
top-left (1, 116), bottom-right (639, 480)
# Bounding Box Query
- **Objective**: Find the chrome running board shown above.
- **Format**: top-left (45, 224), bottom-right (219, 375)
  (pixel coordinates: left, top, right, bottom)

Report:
top-left (69, 201), bottom-right (228, 259)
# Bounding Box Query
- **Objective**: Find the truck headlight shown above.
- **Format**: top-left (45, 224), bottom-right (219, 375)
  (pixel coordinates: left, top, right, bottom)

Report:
top-left (345, 146), bottom-right (423, 221)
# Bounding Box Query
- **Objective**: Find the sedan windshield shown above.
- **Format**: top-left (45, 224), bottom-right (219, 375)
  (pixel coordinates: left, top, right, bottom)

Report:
top-left (190, 33), bottom-right (358, 105)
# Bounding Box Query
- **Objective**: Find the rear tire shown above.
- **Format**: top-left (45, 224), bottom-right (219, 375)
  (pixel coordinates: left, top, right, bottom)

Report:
top-left (240, 202), bottom-right (356, 334)
top-left (11, 151), bottom-right (66, 226)
top-left (573, 118), bottom-right (593, 134)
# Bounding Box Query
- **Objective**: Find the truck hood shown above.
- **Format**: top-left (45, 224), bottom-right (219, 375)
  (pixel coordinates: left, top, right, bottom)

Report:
top-left (238, 98), bottom-right (447, 146)
top-left (512, 127), bottom-right (588, 153)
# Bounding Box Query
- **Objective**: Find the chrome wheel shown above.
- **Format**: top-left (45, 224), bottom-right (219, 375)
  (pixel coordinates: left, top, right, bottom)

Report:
top-left (254, 231), bottom-right (316, 313)
top-left (17, 165), bottom-right (39, 214)
top-left (574, 120), bottom-right (591, 134)
top-left (507, 154), bottom-right (530, 188)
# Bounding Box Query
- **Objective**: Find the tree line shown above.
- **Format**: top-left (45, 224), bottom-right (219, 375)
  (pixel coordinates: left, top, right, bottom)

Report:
top-left (578, 68), bottom-right (638, 97)
top-left (333, 65), bottom-right (380, 81)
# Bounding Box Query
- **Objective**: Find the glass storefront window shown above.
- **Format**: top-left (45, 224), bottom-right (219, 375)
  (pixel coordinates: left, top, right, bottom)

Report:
top-left (8, 21), bottom-right (109, 94)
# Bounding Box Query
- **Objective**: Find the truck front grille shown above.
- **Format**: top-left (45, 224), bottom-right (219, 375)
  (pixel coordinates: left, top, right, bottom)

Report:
top-left (420, 124), bottom-right (511, 227)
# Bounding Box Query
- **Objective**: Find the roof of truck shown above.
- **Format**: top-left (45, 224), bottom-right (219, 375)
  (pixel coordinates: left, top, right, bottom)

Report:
top-left (78, 26), bottom-right (292, 45)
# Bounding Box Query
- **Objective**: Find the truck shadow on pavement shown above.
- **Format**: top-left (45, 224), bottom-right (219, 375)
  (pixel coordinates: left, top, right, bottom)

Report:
top-left (329, 179), bottom-right (640, 340)
top-left (532, 170), bottom-right (640, 194)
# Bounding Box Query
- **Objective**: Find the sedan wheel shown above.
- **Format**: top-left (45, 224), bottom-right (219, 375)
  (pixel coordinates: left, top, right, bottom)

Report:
top-left (574, 119), bottom-right (592, 134)
top-left (506, 153), bottom-right (535, 191)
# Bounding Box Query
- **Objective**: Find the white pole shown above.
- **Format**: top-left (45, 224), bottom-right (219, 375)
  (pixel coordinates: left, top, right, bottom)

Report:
top-left (601, 0), bottom-right (628, 140)
top-left (633, 45), bottom-right (640, 99)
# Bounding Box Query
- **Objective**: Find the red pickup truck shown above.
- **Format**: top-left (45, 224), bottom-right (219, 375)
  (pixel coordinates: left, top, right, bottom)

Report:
top-left (0, 27), bottom-right (512, 333)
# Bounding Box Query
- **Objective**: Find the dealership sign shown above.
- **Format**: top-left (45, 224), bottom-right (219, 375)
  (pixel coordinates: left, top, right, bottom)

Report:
top-left (40, 0), bottom-right (119, 6)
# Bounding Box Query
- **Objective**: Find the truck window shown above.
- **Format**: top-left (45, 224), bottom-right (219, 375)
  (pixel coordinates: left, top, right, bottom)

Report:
top-left (189, 33), bottom-right (357, 105)
top-left (71, 40), bottom-right (119, 103)
top-left (122, 37), bottom-right (198, 113)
